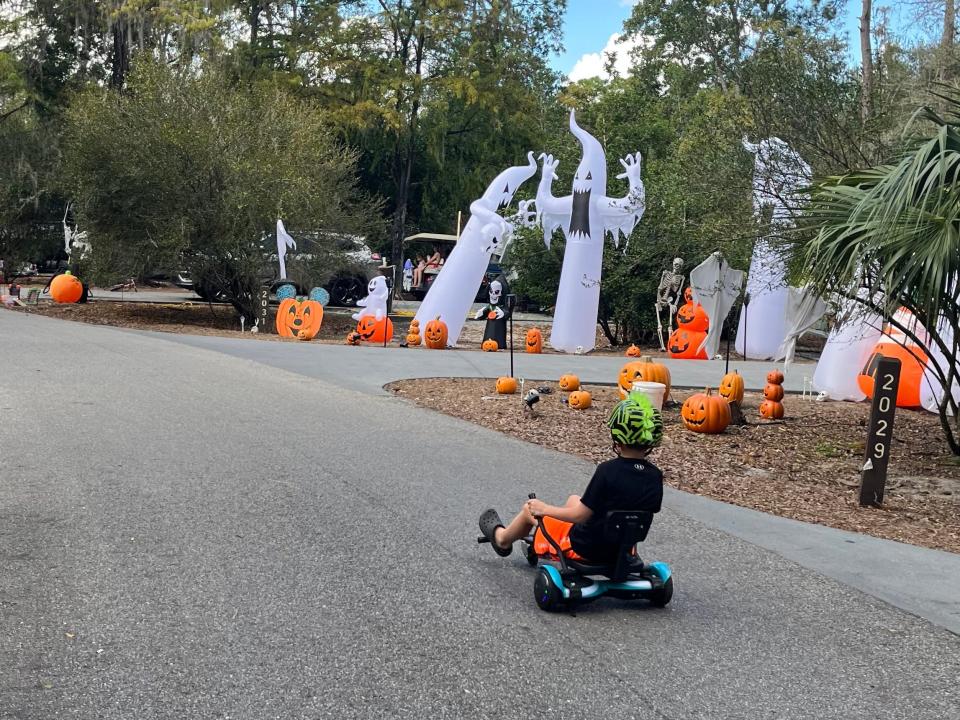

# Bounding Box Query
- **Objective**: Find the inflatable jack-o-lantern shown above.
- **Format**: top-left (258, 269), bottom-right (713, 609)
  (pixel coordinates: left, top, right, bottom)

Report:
top-left (681, 388), bottom-right (731, 434)
top-left (618, 356), bottom-right (671, 402)
top-left (424, 316), bottom-right (448, 349)
top-left (558, 374), bottom-right (580, 391)
top-left (668, 328), bottom-right (708, 360)
top-left (356, 315), bottom-right (394, 343)
top-left (482, 339), bottom-right (499, 352)
top-left (525, 328), bottom-right (543, 354)
top-left (50, 271), bottom-right (84, 304)
top-left (676, 302), bottom-right (709, 332)
top-left (276, 297), bottom-right (324, 339)
top-left (568, 390), bottom-right (592, 409)
top-left (857, 342), bottom-right (928, 408)
top-left (718, 370), bottom-right (745, 404)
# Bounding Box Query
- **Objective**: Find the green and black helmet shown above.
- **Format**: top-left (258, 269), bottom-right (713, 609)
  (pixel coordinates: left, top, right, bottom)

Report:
top-left (607, 391), bottom-right (664, 449)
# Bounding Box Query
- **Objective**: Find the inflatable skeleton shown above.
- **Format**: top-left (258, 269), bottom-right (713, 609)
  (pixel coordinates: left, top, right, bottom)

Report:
top-left (414, 153), bottom-right (537, 346)
top-left (537, 110), bottom-right (646, 353)
top-left (353, 275), bottom-right (390, 322)
top-left (654, 257), bottom-right (685, 351)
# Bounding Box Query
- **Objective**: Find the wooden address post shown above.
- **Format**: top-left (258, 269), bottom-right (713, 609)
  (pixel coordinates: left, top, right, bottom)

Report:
top-left (859, 355), bottom-right (902, 507)
top-left (258, 286), bottom-right (271, 334)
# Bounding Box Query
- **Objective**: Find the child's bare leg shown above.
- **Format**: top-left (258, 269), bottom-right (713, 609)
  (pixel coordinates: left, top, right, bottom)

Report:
top-left (493, 508), bottom-right (535, 548)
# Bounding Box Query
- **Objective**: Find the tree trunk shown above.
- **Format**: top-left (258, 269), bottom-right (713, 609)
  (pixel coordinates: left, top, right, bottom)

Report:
top-left (110, 20), bottom-right (130, 88)
top-left (249, 1), bottom-right (262, 67)
top-left (860, 0), bottom-right (873, 122)
top-left (943, 0), bottom-right (956, 49)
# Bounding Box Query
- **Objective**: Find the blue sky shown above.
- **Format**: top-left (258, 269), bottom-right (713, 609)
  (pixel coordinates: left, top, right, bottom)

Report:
top-left (550, 0), bottom-right (919, 81)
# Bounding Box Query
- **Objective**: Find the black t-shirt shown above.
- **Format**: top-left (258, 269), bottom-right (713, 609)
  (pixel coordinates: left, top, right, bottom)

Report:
top-left (569, 457), bottom-right (663, 562)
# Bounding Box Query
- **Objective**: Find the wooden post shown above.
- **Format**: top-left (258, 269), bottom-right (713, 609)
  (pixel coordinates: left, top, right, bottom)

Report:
top-left (258, 286), bottom-right (270, 334)
top-left (859, 355), bottom-right (901, 507)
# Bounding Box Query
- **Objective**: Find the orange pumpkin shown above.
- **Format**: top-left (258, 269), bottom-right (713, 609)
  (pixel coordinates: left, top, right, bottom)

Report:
top-left (50, 272), bottom-right (83, 304)
top-left (496, 376), bottom-right (517, 394)
top-left (568, 390), bottom-right (592, 409)
top-left (525, 328), bottom-right (543, 354)
top-left (276, 298), bottom-right (324, 339)
top-left (424, 316), bottom-right (448, 349)
top-left (558, 374), bottom-right (580, 391)
top-left (766, 369), bottom-right (785, 385)
top-left (625, 344), bottom-right (642, 357)
top-left (345, 332), bottom-right (361, 345)
top-left (759, 399), bottom-right (784, 419)
top-left (618, 356), bottom-right (672, 402)
top-left (676, 303), bottom-right (709, 332)
top-left (857, 343), bottom-right (928, 408)
top-left (718, 370), bottom-right (745, 404)
top-left (668, 328), bottom-right (708, 360)
top-left (355, 315), bottom-right (394, 343)
top-left (487, 311), bottom-right (497, 320)
top-left (482, 339), bottom-right (499, 352)
top-left (681, 388), bottom-right (731, 434)
top-left (406, 320), bottom-right (422, 346)
top-left (763, 383), bottom-right (785, 402)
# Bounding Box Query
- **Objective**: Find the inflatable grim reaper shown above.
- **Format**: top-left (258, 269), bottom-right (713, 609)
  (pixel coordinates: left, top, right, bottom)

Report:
top-left (537, 111), bottom-right (646, 352)
top-left (413, 153), bottom-right (537, 346)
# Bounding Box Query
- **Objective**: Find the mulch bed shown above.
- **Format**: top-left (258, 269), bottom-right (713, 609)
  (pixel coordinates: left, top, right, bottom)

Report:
top-left (387, 378), bottom-right (960, 555)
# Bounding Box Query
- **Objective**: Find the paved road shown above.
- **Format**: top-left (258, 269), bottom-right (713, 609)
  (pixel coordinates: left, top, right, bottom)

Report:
top-left (3, 311), bottom-right (959, 719)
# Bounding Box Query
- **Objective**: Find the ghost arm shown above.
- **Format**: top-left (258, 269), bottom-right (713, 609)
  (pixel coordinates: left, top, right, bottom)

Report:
top-left (535, 154), bottom-right (572, 248)
top-left (469, 197), bottom-right (511, 251)
top-left (597, 153), bottom-right (646, 243)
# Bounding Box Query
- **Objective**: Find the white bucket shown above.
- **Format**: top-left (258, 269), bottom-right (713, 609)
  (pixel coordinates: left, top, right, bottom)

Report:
top-left (630, 381), bottom-right (666, 411)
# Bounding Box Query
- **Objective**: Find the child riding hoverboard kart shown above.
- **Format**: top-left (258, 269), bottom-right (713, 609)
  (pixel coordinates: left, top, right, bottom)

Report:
top-left (521, 493), bottom-right (672, 612)
top-left (478, 391), bottom-right (673, 612)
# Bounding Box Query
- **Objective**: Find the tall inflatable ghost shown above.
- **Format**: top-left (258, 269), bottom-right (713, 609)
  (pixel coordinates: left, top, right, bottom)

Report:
top-left (277, 219), bottom-right (297, 280)
top-left (537, 111), bottom-right (646, 352)
top-left (736, 137), bottom-right (811, 359)
top-left (413, 153), bottom-right (537, 346)
top-left (813, 297), bottom-right (883, 401)
top-left (353, 275), bottom-right (390, 322)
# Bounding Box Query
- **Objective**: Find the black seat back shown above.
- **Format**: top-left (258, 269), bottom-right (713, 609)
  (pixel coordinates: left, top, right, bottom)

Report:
top-left (603, 511), bottom-right (654, 581)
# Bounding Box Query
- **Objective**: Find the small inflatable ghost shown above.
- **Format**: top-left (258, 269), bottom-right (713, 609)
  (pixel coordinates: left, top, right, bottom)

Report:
top-left (353, 276), bottom-right (389, 322)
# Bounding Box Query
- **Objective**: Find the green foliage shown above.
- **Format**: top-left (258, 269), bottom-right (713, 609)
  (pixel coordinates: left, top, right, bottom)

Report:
top-left (802, 91), bottom-right (960, 453)
top-left (62, 61), bottom-right (381, 317)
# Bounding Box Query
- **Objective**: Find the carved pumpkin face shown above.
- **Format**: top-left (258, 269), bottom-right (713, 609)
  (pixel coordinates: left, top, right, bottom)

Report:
top-left (495, 376), bottom-right (517, 394)
top-left (482, 339), bottom-right (499, 352)
top-left (568, 390), bottom-right (592, 409)
top-left (625, 344), bottom-right (642, 357)
top-left (356, 316), bottom-right (394, 343)
top-left (618, 356), bottom-right (671, 402)
top-left (50, 272), bottom-right (83, 304)
top-left (525, 328), bottom-right (543, 354)
top-left (558, 374), bottom-right (580, 391)
top-left (345, 332), bottom-right (361, 345)
top-left (763, 383), bottom-right (784, 402)
top-left (718, 371), bottom-right (745, 404)
top-left (683, 287), bottom-right (693, 304)
top-left (668, 329), bottom-right (708, 360)
top-left (676, 303), bottom-right (709, 332)
top-left (759, 399), bottom-right (784, 419)
top-left (406, 320), bottom-right (422, 346)
top-left (680, 388), bottom-right (731, 434)
top-left (276, 298), bottom-right (324, 339)
top-left (424, 316), bottom-right (448, 349)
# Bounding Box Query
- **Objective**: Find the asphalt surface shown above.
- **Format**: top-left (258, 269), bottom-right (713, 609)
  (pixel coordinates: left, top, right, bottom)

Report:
top-left (2, 311), bottom-right (960, 720)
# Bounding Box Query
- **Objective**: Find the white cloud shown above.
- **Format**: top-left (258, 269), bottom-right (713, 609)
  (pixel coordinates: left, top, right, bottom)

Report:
top-left (568, 32), bottom-right (643, 82)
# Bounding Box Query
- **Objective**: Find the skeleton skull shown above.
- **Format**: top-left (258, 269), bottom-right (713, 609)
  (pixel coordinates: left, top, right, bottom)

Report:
top-left (672, 257), bottom-right (683, 274)
top-left (489, 280), bottom-right (502, 305)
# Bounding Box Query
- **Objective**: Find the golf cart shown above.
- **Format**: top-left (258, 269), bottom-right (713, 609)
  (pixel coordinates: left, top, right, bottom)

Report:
top-left (400, 232), bottom-right (501, 302)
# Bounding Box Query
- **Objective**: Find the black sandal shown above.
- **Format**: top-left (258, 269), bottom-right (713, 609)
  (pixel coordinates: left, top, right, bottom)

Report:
top-left (478, 509), bottom-right (512, 557)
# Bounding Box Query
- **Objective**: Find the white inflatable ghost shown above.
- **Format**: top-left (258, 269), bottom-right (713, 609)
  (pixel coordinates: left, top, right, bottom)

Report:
top-left (413, 153), bottom-right (538, 346)
top-left (537, 110), bottom-right (646, 353)
top-left (277, 219), bottom-right (297, 280)
top-left (353, 275), bottom-right (390, 322)
top-left (736, 137), bottom-right (812, 360)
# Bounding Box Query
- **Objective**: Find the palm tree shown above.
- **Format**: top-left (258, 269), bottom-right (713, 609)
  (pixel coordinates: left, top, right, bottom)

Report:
top-left (803, 90), bottom-right (960, 453)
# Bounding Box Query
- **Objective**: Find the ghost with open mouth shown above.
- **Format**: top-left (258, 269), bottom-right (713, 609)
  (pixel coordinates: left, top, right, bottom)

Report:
top-left (536, 110), bottom-right (646, 353)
